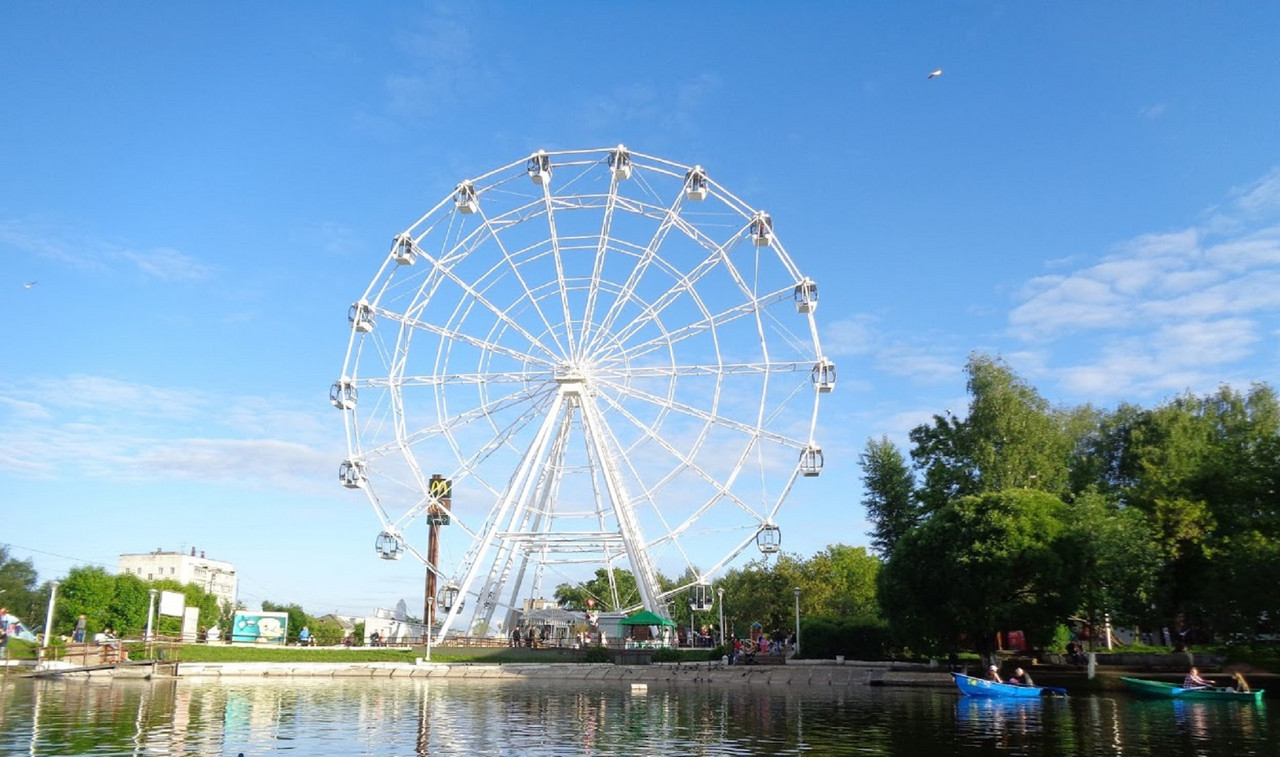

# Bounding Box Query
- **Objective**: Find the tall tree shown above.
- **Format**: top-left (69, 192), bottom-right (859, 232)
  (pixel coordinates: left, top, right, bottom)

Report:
top-left (879, 489), bottom-right (1080, 657)
top-left (859, 437), bottom-right (918, 558)
top-left (0, 546), bottom-right (42, 624)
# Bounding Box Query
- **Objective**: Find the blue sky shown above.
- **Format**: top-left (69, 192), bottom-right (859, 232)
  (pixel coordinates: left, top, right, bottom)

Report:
top-left (4, 2), bottom-right (1279, 619)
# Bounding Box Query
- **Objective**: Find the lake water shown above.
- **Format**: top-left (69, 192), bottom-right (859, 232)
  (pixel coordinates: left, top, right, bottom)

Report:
top-left (0, 675), bottom-right (1274, 756)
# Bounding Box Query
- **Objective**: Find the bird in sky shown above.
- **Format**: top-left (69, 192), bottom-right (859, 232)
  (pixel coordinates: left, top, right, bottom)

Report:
top-left (23, 281), bottom-right (38, 288)
top-left (928, 68), bottom-right (943, 79)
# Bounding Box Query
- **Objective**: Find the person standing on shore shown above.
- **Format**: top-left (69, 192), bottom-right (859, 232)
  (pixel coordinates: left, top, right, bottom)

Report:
top-left (74, 615), bottom-right (87, 643)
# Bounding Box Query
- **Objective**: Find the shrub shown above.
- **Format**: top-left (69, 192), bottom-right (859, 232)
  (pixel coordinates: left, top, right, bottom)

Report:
top-left (801, 616), bottom-right (892, 660)
top-left (581, 645), bottom-right (612, 663)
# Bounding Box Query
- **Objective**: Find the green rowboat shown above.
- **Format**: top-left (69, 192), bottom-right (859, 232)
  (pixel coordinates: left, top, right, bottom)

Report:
top-left (1120, 677), bottom-right (1264, 702)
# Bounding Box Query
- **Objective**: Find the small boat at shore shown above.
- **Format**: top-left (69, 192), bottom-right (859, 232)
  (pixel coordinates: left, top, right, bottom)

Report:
top-left (1120, 677), bottom-right (1264, 702)
top-left (952, 672), bottom-right (1065, 698)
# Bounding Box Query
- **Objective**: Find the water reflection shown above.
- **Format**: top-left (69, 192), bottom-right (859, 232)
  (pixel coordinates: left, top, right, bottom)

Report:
top-left (0, 675), bottom-right (1277, 756)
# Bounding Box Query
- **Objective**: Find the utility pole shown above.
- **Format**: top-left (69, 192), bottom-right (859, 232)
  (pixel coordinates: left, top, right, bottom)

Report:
top-left (425, 474), bottom-right (452, 634)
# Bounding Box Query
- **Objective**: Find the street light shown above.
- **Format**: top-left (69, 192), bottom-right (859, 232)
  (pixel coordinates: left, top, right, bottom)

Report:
top-left (793, 587), bottom-right (801, 658)
top-left (717, 587), bottom-right (725, 648)
top-left (146, 588), bottom-right (159, 642)
top-left (41, 580), bottom-right (60, 659)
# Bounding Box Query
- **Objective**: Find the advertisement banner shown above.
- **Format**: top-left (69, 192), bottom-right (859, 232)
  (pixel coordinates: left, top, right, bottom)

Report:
top-left (231, 612), bottom-right (289, 644)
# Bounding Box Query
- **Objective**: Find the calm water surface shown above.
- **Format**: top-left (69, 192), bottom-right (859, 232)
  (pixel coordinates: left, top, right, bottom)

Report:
top-left (0, 675), bottom-right (1274, 756)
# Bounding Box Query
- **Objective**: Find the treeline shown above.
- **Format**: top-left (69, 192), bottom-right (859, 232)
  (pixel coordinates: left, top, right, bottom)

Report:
top-left (865, 353), bottom-right (1280, 656)
top-left (0, 558), bottom-right (357, 645)
top-left (552, 352), bottom-right (1280, 661)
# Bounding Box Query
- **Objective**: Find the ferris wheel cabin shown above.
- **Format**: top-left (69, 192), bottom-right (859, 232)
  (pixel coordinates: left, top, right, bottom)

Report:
top-left (375, 531), bottom-right (404, 560)
top-left (339, 459), bottom-right (367, 489)
top-left (757, 523), bottom-right (782, 554)
top-left (750, 212), bottom-right (773, 247)
top-left (392, 233), bottom-right (417, 265)
top-left (348, 300), bottom-right (375, 333)
top-left (454, 181), bottom-right (479, 214)
top-left (812, 359), bottom-right (836, 393)
top-left (689, 582), bottom-right (715, 611)
top-left (685, 166), bottom-right (709, 201)
top-left (609, 145), bottom-right (633, 180)
top-left (794, 278), bottom-right (818, 313)
top-left (527, 150), bottom-right (552, 186)
top-left (800, 444), bottom-right (824, 477)
top-left (329, 378), bottom-right (357, 410)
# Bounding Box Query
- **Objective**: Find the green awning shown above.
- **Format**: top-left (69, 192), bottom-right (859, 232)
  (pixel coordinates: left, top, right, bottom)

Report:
top-left (618, 610), bottom-right (676, 627)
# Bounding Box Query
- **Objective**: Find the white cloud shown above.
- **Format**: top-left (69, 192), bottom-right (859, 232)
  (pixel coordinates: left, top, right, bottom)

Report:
top-left (116, 246), bottom-right (214, 282)
top-left (0, 375), bottom-right (342, 492)
top-left (1007, 168), bottom-right (1280, 402)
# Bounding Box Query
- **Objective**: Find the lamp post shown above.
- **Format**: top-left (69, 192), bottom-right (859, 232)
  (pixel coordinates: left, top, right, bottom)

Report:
top-left (717, 587), bottom-right (725, 648)
top-left (40, 580), bottom-right (60, 660)
top-left (146, 589), bottom-right (159, 642)
top-left (792, 587), bottom-right (801, 658)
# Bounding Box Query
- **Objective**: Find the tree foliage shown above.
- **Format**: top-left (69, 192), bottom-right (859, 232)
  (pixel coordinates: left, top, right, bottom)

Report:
top-left (0, 546), bottom-right (42, 625)
top-left (859, 437), bottom-right (918, 558)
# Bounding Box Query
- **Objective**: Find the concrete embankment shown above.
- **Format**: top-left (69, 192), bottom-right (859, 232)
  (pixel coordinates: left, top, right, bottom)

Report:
top-left (161, 660), bottom-right (953, 688)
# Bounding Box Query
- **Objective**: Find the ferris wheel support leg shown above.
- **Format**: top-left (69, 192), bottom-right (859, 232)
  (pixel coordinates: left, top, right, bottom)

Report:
top-left (433, 391), bottom-right (568, 643)
top-left (577, 391), bottom-right (664, 617)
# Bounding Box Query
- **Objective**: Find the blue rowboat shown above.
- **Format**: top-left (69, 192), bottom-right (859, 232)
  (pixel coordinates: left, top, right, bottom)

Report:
top-left (952, 672), bottom-right (1062, 698)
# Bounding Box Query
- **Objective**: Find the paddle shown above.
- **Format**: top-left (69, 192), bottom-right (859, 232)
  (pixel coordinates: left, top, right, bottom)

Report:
top-left (1040, 686), bottom-right (1069, 696)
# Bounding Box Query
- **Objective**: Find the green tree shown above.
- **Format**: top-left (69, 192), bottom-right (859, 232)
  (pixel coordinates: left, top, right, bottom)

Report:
top-left (799, 545), bottom-right (880, 620)
top-left (261, 601), bottom-right (313, 644)
top-left (0, 546), bottom-right (42, 626)
top-left (880, 489), bottom-right (1079, 659)
top-left (57, 566), bottom-right (118, 636)
top-left (554, 567), bottom-right (640, 612)
top-left (1064, 491), bottom-right (1162, 633)
top-left (859, 437), bottom-right (918, 559)
top-left (910, 354), bottom-right (1074, 512)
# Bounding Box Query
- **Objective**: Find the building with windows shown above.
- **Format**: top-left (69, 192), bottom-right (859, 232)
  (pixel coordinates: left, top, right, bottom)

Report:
top-left (118, 548), bottom-right (238, 609)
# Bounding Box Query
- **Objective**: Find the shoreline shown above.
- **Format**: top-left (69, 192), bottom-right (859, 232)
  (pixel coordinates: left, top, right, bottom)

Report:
top-left (27, 659), bottom-right (952, 688)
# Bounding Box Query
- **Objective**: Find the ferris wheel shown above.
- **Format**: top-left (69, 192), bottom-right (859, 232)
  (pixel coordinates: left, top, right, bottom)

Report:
top-left (333, 145), bottom-right (832, 641)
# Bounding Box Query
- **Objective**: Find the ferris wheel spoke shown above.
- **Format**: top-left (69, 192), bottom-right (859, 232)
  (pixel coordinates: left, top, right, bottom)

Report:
top-left (594, 362), bottom-right (810, 381)
top-left (411, 247), bottom-right (563, 364)
top-left (392, 311), bottom-right (555, 369)
top-left (581, 182), bottom-right (686, 357)
top-left (595, 376), bottom-right (804, 450)
top-left (541, 185), bottom-right (578, 358)
top-left (602, 286), bottom-right (791, 366)
top-left (595, 389), bottom-right (764, 532)
top-left (393, 382), bottom-right (556, 452)
top-left (575, 174), bottom-right (623, 360)
top-left (478, 208), bottom-right (570, 358)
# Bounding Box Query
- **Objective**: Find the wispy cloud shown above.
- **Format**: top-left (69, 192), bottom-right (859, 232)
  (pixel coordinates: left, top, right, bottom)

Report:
top-left (385, 5), bottom-right (492, 118)
top-left (1008, 167), bottom-right (1280, 400)
top-left (0, 217), bottom-right (212, 282)
top-left (0, 375), bottom-right (341, 491)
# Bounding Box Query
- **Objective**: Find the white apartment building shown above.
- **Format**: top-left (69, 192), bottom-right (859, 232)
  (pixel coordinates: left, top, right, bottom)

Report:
top-left (118, 548), bottom-right (238, 609)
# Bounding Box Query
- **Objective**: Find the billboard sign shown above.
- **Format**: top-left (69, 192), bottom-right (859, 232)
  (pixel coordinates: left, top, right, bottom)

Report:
top-left (230, 612), bottom-right (289, 644)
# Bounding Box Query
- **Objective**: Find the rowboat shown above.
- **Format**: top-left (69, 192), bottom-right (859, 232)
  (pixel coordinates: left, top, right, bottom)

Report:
top-left (952, 672), bottom-right (1064, 698)
top-left (1120, 677), bottom-right (1264, 702)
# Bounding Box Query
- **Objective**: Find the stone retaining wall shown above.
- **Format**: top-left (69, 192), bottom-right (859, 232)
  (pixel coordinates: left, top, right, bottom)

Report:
top-left (169, 661), bottom-right (953, 688)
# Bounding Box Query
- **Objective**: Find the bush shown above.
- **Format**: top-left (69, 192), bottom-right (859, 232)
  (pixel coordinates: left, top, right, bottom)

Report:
top-left (581, 645), bottom-right (612, 663)
top-left (651, 648), bottom-right (682, 663)
top-left (801, 616), bottom-right (892, 660)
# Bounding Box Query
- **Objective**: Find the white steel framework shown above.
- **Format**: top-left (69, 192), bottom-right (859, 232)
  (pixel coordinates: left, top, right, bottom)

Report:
top-left (335, 145), bottom-right (831, 642)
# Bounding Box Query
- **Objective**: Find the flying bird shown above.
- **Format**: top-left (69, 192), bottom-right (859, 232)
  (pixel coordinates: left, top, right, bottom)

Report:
top-left (23, 280), bottom-right (38, 288)
top-left (928, 69), bottom-right (943, 79)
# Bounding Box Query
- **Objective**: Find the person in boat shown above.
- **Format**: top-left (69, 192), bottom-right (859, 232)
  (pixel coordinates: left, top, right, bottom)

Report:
top-left (1183, 667), bottom-right (1213, 689)
top-left (1008, 667), bottom-right (1035, 686)
top-left (986, 664), bottom-right (1002, 682)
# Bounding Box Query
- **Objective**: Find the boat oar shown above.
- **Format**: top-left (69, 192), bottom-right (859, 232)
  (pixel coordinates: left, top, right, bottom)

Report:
top-left (1040, 686), bottom-right (1068, 696)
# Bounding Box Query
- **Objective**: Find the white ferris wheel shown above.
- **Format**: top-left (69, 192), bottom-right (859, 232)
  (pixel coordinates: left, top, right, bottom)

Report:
top-left (333, 145), bottom-right (832, 641)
